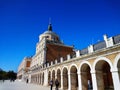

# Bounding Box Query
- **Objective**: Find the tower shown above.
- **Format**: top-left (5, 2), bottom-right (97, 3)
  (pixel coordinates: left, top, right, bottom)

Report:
top-left (31, 22), bottom-right (74, 68)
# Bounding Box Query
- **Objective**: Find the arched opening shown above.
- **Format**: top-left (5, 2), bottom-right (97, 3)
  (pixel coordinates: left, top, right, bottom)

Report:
top-left (57, 69), bottom-right (61, 88)
top-left (35, 75), bottom-right (36, 83)
top-left (42, 73), bottom-right (44, 85)
top-left (39, 74), bottom-right (40, 84)
top-left (80, 64), bottom-right (92, 90)
top-left (40, 73), bottom-right (42, 85)
top-left (31, 75), bottom-right (33, 83)
top-left (117, 59), bottom-right (120, 81)
top-left (52, 70), bottom-right (55, 86)
top-left (95, 60), bottom-right (114, 90)
top-left (34, 75), bottom-right (35, 83)
top-left (37, 74), bottom-right (39, 84)
top-left (32, 75), bottom-right (33, 83)
top-left (70, 66), bottom-right (78, 90)
top-left (63, 68), bottom-right (68, 89)
top-left (48, 71), bottom-right (51, 86)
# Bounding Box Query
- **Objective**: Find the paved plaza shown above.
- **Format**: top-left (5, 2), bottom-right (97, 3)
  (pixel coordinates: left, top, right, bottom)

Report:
top-left (0, 80), bottom-right (51, 90)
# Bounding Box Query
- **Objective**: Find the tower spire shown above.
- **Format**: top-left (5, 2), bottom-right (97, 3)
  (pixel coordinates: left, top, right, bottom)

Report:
top-left (48, 18), bottom-right (52, 31)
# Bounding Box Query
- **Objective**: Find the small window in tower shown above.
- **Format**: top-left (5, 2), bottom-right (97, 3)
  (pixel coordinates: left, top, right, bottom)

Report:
top-left (56, 37), bottom-right (58, 40)
top-left (46, 36), bottom-right (49, 38)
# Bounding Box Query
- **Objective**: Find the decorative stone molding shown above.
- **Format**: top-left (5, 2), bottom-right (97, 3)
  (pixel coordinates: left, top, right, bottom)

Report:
top-left (51, 61), bottom-right (53, 65)
top-left (67, 54), bottom-right (70, 60)
top-left (55, 59), bottom-right (57, 64)
top-left (103, 34), bottom-right (114, 47)
top-left (88, 45), bottom-right (94, 53)
top-left (47, 63), bottom-right (49, 67)
top-left (76, 50), bottom-right (80, 57)
top-left (60, 57), bottom-right (63, 63)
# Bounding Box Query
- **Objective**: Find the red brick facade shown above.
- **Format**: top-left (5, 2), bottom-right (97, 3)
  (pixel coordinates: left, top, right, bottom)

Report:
top-left (46, 43), bottom-right (73, 62)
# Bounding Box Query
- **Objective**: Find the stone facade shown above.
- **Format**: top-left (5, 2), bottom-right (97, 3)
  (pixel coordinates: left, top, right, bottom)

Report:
top-left (18, 23), bottom-right (120, 90)
top-left (17, 57), bottom-right (32, 81)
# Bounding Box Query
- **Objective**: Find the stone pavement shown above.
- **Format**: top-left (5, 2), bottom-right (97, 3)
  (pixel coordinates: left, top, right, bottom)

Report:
top-left (0, 80), bottom-right (56, 90)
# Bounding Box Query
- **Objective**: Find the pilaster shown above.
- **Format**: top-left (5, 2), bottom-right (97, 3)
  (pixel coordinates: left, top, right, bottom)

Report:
top-left (111, 70), bottom-right (120, 90)
top-left (91, 71), bottom-right (98, 90)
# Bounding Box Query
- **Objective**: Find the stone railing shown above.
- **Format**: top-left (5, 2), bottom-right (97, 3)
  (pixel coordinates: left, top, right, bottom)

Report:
top-left (34, 34), bottom-right (120, 69)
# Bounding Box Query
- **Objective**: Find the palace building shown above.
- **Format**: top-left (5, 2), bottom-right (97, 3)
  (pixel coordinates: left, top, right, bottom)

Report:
top-left (17, 23), bottom-right (120, 90)
top-left (17, 57), bottom-right (32, 81)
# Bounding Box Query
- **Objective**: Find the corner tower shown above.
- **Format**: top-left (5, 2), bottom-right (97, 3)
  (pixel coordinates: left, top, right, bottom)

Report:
top-left (31, 22), bottom-right (74, 68)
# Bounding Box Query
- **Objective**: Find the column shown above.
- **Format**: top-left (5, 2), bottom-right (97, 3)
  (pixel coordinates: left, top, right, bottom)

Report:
top-left (68, 73), bottom-right (71, 90)
top-left (44, 72), bottom-right (48, 86)
top-left (77, 72), bottom-right (82, 90)
top-left (91, 71), bottom-right (98, 90)
top-left (55, 73), bottom-right (57, 79)
top-left (111, 70), bottom-right (120, 90)
top-left (61, 73), bottom-right (63, 89)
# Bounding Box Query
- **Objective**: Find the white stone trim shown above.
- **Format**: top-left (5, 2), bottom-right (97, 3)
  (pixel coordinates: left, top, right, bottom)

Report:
top-left (51, 68), bottom-right (56, 73)
top-left (61, 66), bottom-right (68, 74)
top-left (56, 67), bottom-right (61, 71)
top-left (79, 61), bottom-right (93, 73)
top-left (68, 64), bottom-right (78, 74)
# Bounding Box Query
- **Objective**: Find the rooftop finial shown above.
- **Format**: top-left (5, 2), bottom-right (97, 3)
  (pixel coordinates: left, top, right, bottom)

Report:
top-left (48, 18), bottom-right (52, 31)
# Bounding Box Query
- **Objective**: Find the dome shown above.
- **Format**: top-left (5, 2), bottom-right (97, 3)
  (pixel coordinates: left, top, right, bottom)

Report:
top-left (39, 23), bottom-right (61, 44)
top-left (43, 31), bottom-right (58, 37)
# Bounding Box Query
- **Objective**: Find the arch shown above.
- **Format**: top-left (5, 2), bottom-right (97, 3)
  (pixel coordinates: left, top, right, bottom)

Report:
top-left (37, 74), bottom-right (39, 84)
top-left (61, 66), bottom-right (68, 74)
top-left (40, 73), bottom-right (42, 85)
top-left (79, 61), bottom-right (93, 73)
top-left (42, 72), bottom-right (44, 85)
top-left (68, 64), bottom-right (78, 74)
top-left (39, 73), bottom-right (41, 84)
top-left (57, 68), bottom-right (61, 88)
top-left (48, 71), bottom-right (51, 86)
top-left (94, 59), bottom-right (114, 89)
top-left (51, 68), bottom-right (56, 73)
top-left (52, 70), bottom-right (55, 86)
top-left (93, 57), bottom-right (113, 72)
top-left (62, 67), bottom-right (68, 89)
top-left (80, 61), bottom-right (93, 90)
top-left (56, 66), bottom-right (61, 71)
top-left (70, 65), bottom-right (78, 90)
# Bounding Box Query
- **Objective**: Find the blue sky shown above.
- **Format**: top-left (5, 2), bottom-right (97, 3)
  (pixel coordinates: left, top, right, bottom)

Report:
top-left (0, 0), bottom-right (120, 72)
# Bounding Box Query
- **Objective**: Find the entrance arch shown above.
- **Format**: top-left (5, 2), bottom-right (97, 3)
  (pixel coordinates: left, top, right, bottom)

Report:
top-left (42, 73), bottom-right (44, 85)
top-left (95, 60), bottom-right (114, 90)
top-left (39, 74), bottom-right (41, 84)
top-left (57, 69), bottom-right (61, 87)
top-left (70, 66), bottom-right (78, 90)
top-left (52, 70), bottom-right (55, 86)
top-left (39, 74), bottom-right (40, 84)
top-left (48, 71), bottom-right (51, 86)
top-left (80, 63), bottom-right (93, 90)
top-left (63, 67), bottom-right (68, 89)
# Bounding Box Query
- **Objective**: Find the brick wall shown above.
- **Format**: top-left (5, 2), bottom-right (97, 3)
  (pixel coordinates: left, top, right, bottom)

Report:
top-left (46, 44), bottom-right (73, 62)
